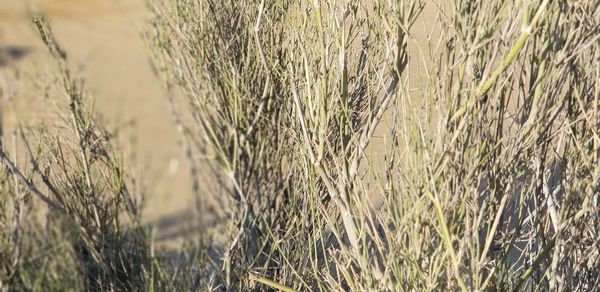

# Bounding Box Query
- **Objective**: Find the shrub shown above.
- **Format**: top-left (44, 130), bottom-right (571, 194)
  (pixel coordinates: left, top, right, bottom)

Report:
top-left (146, 0), bottom-right (599, 290)
top-left (1, 17), bottom-right (149, 291)
top-left (0, 0), bottom-right (598, 291)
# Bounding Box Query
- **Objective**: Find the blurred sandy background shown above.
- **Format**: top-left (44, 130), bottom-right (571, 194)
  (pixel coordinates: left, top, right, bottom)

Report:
top-left (0, 0), bottom-right (195, 243)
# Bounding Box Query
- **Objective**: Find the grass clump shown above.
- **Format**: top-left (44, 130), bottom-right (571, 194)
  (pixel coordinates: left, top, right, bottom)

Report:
top-left (0, 0), bottom-right (599, 291)
top-left (146, 0), bottom-right (599, 290)
top-left (147, 0), bottom-right (422, 290)
top-left (1, 17), bottom-right (150, 291)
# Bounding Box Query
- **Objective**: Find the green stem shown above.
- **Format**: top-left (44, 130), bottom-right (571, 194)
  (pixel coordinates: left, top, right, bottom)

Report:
top-left (249, 273), bottom-right (299, 292)
top-left (451, 0), bottom-right (549, 122)
top-left (426, 191), bottom-right (469, 292)
top-left (477, 32), bottom-right (530, 98)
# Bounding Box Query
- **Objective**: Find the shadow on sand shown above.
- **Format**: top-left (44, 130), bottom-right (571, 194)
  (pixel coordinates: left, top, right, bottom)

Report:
top-left (147, 209), bottom-right (201, 243)
top-left (0, 46), bottom-right (31, 67)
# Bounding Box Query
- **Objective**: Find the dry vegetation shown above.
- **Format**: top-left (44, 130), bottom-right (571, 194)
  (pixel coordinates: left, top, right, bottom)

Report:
top-left (1, 0), bottom-right (599, 291)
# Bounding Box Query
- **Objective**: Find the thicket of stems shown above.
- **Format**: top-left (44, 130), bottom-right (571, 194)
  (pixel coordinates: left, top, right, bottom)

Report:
top-left (1, 0), bottom-right (598, 291)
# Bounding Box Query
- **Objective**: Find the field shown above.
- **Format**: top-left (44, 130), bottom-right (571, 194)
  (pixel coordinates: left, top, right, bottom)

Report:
top-left (1, 0), bottom-right (599, 291)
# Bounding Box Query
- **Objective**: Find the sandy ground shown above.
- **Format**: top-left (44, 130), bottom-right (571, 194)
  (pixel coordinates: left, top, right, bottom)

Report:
top-left (0, 0), bottom-right (194, 243)
top-left (1, 0), bottom-right (436, 245)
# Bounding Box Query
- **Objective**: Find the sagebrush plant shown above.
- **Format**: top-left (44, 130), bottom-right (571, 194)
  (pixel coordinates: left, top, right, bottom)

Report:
top-left (0, 0), bottom-right (598, 291)
top-left (146, 0), bottom-right (599, 290)
top-left (146, 0), bottom-right (422, 290)
top-left (1, 165), bottom-right (83, 291)
top-left (378, 0), bottom-right (600, 290)
top-left (0, 17), bottom-right (151, 291)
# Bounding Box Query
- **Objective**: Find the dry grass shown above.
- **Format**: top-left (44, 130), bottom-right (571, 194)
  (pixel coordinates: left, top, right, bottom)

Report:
top-left (1, 0), bottom-right (599, 291)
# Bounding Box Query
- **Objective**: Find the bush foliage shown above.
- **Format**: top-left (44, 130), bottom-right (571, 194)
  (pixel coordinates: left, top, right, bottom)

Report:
top-left (1, 0), bottom-right (599, 291)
